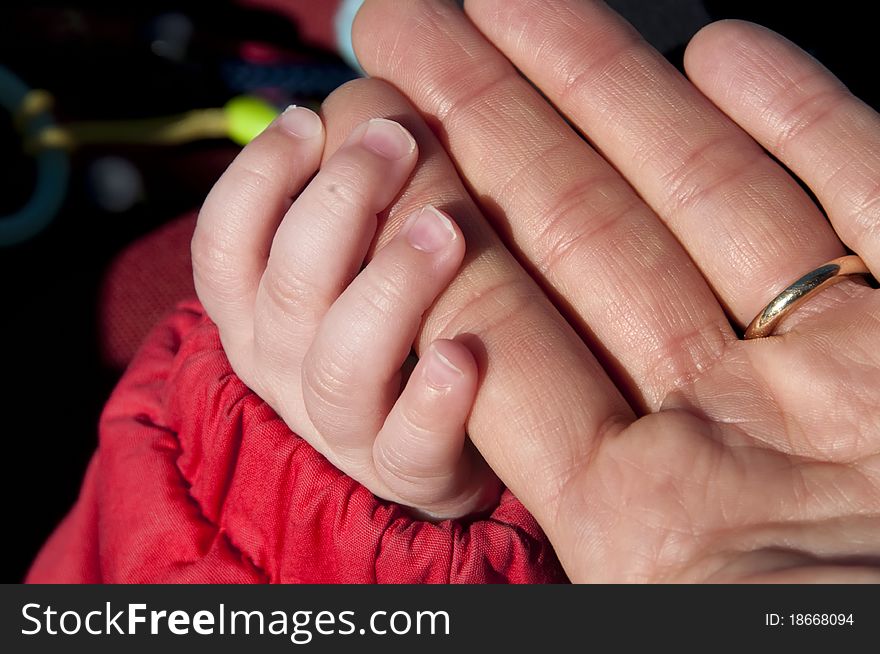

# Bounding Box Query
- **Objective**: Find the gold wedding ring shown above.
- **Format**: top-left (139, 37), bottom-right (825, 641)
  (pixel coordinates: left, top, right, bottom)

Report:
top-left (744, 255), bottom-right (870, 339)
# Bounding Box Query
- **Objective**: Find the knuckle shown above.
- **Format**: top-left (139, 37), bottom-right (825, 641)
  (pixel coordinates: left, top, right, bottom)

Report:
top-left (354, 269), bottom-right (409, 323)
top-left (534, 184), bottom-right (639, 277)
top-left (771, 84), bottom-right (851, 159)
top-left (555, 34), bottom-right (639, 106)
top-left (301, 345), bottom-right (360, 424)
top-left (656, 133), bottom-right (760, 220)
top-left (374, 435), bottom-right (451, 486)
top-left (395, 402), bottom-right (437, 444)
top-left (190, 220), bottom-right (225, 280)
top-left (437, 276), bottom-right (540, 338)
top-left (234, 160), bottom-right (278, 196)
top-left (211, 162), bottom-right (281, 220)
top-left (260, 263), bottom-right (319, 320)
top-left (190, 227), bottom-right (254, 308)
top-left (190, 230), bottom-right (231, 282)
top-left (324, 77), bottom-right (397, 109)
top-left (833, 175), bottom-right (880, 244)
top-left (314, 167), bottom-right (372, 216)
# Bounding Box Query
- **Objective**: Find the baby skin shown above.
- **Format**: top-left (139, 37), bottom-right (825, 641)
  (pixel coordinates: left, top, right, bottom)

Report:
top-left (193, 106), bottom-right (499, 519)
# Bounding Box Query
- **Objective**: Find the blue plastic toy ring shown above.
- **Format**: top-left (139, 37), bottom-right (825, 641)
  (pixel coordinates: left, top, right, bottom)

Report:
top-left (0, 66), bottom-right (70, 247)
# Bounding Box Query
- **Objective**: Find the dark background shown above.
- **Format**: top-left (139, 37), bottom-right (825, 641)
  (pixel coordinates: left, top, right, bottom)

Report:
top-left (2, 0), bottom-right (878, 582)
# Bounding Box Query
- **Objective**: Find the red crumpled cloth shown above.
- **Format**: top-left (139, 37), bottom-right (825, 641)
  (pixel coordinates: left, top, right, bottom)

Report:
top-left (28, 301), bottom-right (565, 583)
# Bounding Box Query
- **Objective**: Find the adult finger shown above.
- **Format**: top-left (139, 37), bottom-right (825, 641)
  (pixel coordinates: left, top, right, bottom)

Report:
top-left (685, 19), bottom-right (880, 276)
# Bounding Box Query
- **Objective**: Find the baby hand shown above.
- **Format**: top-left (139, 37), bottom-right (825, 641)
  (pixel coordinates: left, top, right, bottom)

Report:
top-left (192, 107), bottom-right (499, 519)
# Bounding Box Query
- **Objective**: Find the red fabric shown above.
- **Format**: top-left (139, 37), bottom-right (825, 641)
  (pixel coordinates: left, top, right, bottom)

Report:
top-left (29, 301), bottom-right (565, 583)
top-left (99, 213), bottom-right (198, 370)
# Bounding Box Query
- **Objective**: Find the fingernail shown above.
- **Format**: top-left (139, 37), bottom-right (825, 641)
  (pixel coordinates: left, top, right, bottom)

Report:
top-left (405, 205), bottom-right (456, 252)
top-left (360, 118), bottom-right (416, 159)
top-left (424, 346), bottom-right (462, 389)
top-left (279, 105), bottom-right (322, 139)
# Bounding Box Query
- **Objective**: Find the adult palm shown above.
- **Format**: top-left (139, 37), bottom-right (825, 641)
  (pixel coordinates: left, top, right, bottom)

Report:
top-left (333, 0), bottom-right (880, 581)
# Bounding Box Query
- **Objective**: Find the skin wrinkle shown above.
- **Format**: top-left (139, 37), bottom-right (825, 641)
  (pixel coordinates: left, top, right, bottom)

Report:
top-left (710, 337), bottom-right (874, 464)
top-left (723, 443), bottom-right (842, 525)
top-left (698, 540), bottom-right (837, 583)
top-left (771, 89), bottom-right (852, 162)
top-left (655, 133), bottom-right (764, 222)
top-left (732, 35), bottom-right (854, 154)
top-left (531, 188), bottom-right (643, 279)
top-left (807, 327), bottom-right (880, 456)
top-left (719, 347), bottom-right (810, 455)
top-left (347, 265), bottom-right (412, 322)
top-left (191, 233), bottom-right (254, 301)
top-left (482, 56), bottom-right (728, 390)
top-left (478, 328), bottom-right (597, 444)
top-left (575, 413), bottom-right (721, 580)
top-left (555, 30), bottom-right (644, 110)
top-left (503, 147), bottom-right (629, 240)
top-left (647, 121), bottom-right (834, 292)
top-left (395, 6), bottom-right (515, 131)
top-left (432, 278), bottom-right (538, 344)
top-left (805, 129), bottom-right (860, 201)
top-left (551, 416), bottom-right (627, 575)
top-left (624, 402), bottom-right (880, 580)
top-left (439, 69), bottom-right (522, 129)
top-left (639, 319), bottom-right (730, 398)
top-left (491, 135), bottom-right (594, 219)
top-left (595, 221), bottom-right (729, 384)
top-left (771, 333), bottom-right (878, 459)
top-left (745, 515), bottom-right (880, 560)
top-left (251, 142), bottom-right (413, 379)
top-left (567, 47), bottom-right (729, 172)
top-left (849, 180), bottom-right (880, 231)
top-left (829, 162), bottom-right (880, 243)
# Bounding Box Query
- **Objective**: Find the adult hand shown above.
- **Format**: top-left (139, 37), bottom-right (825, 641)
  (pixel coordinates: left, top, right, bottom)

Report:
top-left (349, 0), bottom-right (880, 581)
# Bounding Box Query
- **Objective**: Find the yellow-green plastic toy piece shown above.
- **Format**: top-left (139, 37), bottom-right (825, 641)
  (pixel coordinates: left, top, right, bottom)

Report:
top-left (224, 96), bottom-right (279, 146)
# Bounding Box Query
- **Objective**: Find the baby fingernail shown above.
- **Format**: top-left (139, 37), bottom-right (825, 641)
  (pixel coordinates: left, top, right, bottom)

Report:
top-left (424, 347), bottom-right (462, 389)
top-left (406, 205), bottom-right (456, 252)
top-left (360, 118), bottom-right (416, 160)
top-left (279, 105), bottom-right (322, 139)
